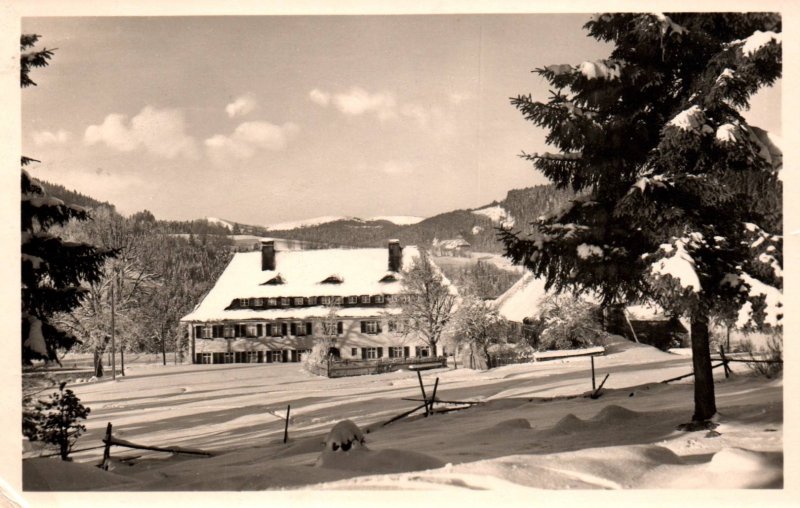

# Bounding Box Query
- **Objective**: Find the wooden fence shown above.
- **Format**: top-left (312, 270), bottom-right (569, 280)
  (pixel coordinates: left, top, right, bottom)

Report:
top-left (308, 356), bottom-right (447, 378)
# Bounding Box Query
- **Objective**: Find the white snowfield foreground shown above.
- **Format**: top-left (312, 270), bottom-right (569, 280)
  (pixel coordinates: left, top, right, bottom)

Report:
top-left (22, 336), bottom-right (782, 491)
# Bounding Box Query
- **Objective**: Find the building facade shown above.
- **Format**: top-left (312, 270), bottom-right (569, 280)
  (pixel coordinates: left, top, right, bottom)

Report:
top-left (180, 240), bottom-right (438, 364)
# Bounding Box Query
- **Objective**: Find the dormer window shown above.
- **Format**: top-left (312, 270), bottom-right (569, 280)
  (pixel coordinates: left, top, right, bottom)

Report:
top-left (262, 274), bottom-right (285, 285)
top-left (360, 295), bottom-right (370, 304)
top-left (321, 275), bottom-right (343, 284)
top-left (379, 274), bottom-right (398, 283)
top-left (240, 298), bottom-right (250, 307)
top-left (320, 296), bottom-right (332, 305)
top-left (333, 296), bottom-right (342, 305)
top-left (294, 297), bottom-right (304, 306)
top-left (347, 296), bottom-right (358, 305)
top-left (375, 295), bottom-right (384, 304)
top-left (253, 298), bottom-right (263, 307)
top-left (268, 298), bottom-right (277, 307)
top-left (281, 297), bottom-right (290, 307)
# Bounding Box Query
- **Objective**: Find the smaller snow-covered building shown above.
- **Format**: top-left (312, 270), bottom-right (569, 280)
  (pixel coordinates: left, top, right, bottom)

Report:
top-left (493, 272), bottom-right (547, 342)
top-left (431, 237), bottom-right (471, 257)
top-left (180, 240), bottom-right (438, 364)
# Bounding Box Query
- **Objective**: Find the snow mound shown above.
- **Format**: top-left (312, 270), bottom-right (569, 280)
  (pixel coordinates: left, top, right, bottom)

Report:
top-left (316, 420), bottom-right (443, 473)
top-left (322, 420), bottom-right (366, 452)
top-left (548, 414), bottom-right (591, 434)
top-left (708, 447), bottom-right (775, 473)
top-left (591, 405), bottom-right (641, 423)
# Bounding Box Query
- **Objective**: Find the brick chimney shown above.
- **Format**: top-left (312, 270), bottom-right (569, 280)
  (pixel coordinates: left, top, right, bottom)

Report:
top-left (261, 239), bottom-right (276, 271)
top-left (388, 240), bottom-right (403, 272)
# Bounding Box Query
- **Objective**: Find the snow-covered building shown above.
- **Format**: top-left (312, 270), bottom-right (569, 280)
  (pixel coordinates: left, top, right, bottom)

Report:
top-left (493, 272), bottom-right (547, 342)
top-left (180, 240), bottom-right (438, 364)
top-left (431, 237), bottom-right (471, 257)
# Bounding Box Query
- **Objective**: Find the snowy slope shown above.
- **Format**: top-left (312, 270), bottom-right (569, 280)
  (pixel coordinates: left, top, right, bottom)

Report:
top-left (368, 215), bottom-right (425, 225)
top-left (472, 205), bottom-right (516, 227)
top-left (21, 337), bottom-right (782, 494)
top-left (205, 216), bottom-right (234, 230)
top-left (266, 215), bottom-right (352, 231)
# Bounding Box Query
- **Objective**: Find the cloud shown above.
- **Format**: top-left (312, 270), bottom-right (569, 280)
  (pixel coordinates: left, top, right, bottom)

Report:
top-left (32, 129), bottom-right (71, 146)
top-left (85, 106), bottom-right (198, 159)
top-left (225, 94), bottom-right (258, 118)
top-left (332, 87), bottom-right (398, 121)
top-left (309, 88), bottom-right (330, 106)
top-left (205, 121), bottom-right (299, 162)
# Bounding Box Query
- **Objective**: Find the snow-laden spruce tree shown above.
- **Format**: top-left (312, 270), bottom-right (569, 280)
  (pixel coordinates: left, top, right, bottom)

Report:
top-left (500, 13), bottom-right (782, 423)
top-left (21, 34), bottom-right (115, 363)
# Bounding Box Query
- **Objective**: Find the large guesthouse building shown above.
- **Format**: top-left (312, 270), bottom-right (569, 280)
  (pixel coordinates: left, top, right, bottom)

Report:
top-left (181, 240), bottom-right (437, 364)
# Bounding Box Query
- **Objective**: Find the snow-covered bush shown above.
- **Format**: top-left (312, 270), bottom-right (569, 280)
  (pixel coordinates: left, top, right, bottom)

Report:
top-left (742, 331), bottom-right (782, 379)
top-left (530, 294), bottom-right (608, 351)
top-left (24, 382), bottom-right (90, 460)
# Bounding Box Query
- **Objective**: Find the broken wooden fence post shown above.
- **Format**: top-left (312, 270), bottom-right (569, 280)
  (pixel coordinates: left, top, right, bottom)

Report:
top-left (429, 377), bottom-right (439, 414)
top-left (591, 356), bottom-right (596, 391)
top-left (590, 373), bottom-right (609, 399)
top-left (283, 404), bottom-right (291, 444)
top-left (99, 422), bottom-right (113, 470)
top-left (416, 370), bottom-right (429, 417)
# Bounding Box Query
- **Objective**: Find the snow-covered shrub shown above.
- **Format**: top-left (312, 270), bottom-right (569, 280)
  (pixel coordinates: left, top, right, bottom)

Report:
top-left (530, 294), bottom-right (608, 351)
top-left (743, 331), bottom-right (782, 379)
top-left (303, 338), bottom-right (336, 375)
top-left (24, 382), bottom-right (90, 460)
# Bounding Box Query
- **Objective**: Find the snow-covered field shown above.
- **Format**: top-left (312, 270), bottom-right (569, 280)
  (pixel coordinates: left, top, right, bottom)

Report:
top-left (22, 337), bottom-right (782, 494)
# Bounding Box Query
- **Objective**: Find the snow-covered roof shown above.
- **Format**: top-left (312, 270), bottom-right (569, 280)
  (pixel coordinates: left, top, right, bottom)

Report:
top-left (493, 272), bottom-right (548, 322)
top-left (182, 246), bottom-right (422, 322)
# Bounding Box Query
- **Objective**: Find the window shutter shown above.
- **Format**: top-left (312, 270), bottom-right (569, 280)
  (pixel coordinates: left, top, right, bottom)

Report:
top-left (361, 348), bottom-right (367, 360)
top-left (257, 324), bottom-right (263, 336)
top-left (337, 321), bottom-right (343, 335)
top-left (290, 323), bottom-right (297, 336)
top-left (377, 321), bottom-right (383, 334)
top-left (306, 322), bottom-right (313, 335)
top-left (377, 347), bottom-right (383, 358)
top-left (360, 321), bottom-right (366, 333)
top-left (266, 323), bottom-right (272, 336)
top-left (194, 326), bottom-right (201, 339)
top-left (404, 346), bottom-right (410, 358)
top-left (282, 323), bottom-right (288, 336)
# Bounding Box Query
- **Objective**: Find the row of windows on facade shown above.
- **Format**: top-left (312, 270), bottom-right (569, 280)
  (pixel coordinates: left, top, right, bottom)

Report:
top-left (194, 345), bottom-right (430, 364)
top-left (193, 319), bottom-right (403, 339)
top-left (229, 294), bottom-right (415, 310)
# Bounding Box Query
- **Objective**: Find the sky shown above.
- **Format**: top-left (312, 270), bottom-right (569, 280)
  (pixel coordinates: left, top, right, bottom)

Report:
top-left (21, 14), bottom-right (781, 226)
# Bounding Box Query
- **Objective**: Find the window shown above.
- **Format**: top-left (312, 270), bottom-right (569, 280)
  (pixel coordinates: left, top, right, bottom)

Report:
top-left (246, 324), bottom-right (258, 337)
top-left (337, 321), bottom-right (343, 335)
top-left (306, 322), bottom-right (313, 335)
top-left (384, 295), bottom-right (394, 304)
top-left (321, 275), bottom-right (343, 284)
top-left (281, 323), bottom-right (288, 336)
top-left (223, 325), bottom-right (235, 338)
top-left (197, 353), bottom-right (212, 364)
top-left (281, 297), bottom-right (290, 307)
top-left (415, 346), bottom-right (430, 358)
top-left (270, 351), bottom-right (283, 362)
top-left (223, 352), bottom-right (235, 364)
top-left (363, 347), bottom-right (379, 359)
top-left (374, 295), bottom-right (384, 304)
top-left (272, 324), bottom-right (282, 337)
top-left (379, 274), bottom-right (398, 283)
top-left (388, 320), bottom-right (397, 332)
top-left (240, 298), bottom-right (250, 307)
top-left (320, 296), bottom-right (332, 305)
top-left (351, 347), bottom-right (358, 357)
top-left (307, 296), bottom-right (317, 305)
top-left (253, 298), bottom-right (263, 307)
top-left (347, 296), bottom-right (358, 305)
top-left (294, 297), bottom-right (304, 306)
top-left (245, 351), bottom-right (259, 363)
top-left (212, 325), bottom-right (224, 338)
top-left (360, 295), bottom-right (370, 304)
top-left (268, 298), bottom-right (277, 307)
top-left (361, 320), bottom-right (381, 334)
top-left (333, 296), bottom-right (342, 305)
top-left (389, 346), bottom-right (405, 358)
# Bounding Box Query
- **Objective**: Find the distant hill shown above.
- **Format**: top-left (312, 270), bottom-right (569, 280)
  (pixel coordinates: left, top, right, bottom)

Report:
top-left (38, 180), bottom-right (114, 211)
top-left (263, 184), bottom-right (575, 253)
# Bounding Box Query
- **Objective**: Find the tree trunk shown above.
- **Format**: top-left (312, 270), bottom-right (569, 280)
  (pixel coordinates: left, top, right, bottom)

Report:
top-left (690, 311), bottom-right (716, 421)
top-left (161, 333), bottom-right (167, 366)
